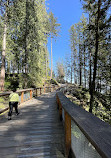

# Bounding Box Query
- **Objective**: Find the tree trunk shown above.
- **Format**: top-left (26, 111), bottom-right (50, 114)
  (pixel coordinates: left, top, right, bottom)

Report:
top-left (71, 52), bottom-right (73, 84)
top-left (89, 0), bottom-right (101, 113)
top-left (25, 0), bottom-right (28, 74)
top-left (79, 43), bottom-right (82, 86)
top-left (88, 15), bottom-right (92, 93)
top-left (51, 36), bottom-right (53, 79)
top-left (0, 20), bottom-right (7, 91)
top-left (83, 33), bottom-right (86, 88)
top-left (74, 52), bottom-right (77, 84)
top-left (89, 51), bottom-right (92, 90)
top-left (7, 60), bottom-right (10, 74)
top-left (46, 45), bottom-right (48, 79)
top-left (109, 47), bottom-right (111, 105)
top-left (77, 50), bottom-right (79, 85)
top-left (100, 77), bottom-right (101, 93)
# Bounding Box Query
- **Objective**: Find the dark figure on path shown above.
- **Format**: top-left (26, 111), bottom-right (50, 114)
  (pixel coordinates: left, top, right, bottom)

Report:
top-left (8, 88), bottom-right (19, 120)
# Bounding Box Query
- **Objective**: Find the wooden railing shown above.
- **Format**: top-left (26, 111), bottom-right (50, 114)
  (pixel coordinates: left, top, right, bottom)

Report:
top-left (34, 86), bottom-right (56, 96)
top-left (0, 86), bottom-right (58, 114)
top-left (56, 92), bottom-right (111, 158)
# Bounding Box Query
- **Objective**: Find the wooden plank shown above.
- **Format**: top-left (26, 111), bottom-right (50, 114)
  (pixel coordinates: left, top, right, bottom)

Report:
top-left (21, 91), bottom-right (24, 103)
top-left (65, 111), bottom-right (71, 156)
top-left (0, 92), bottom-right (65, 158)
top-left (58, 98), bottom-right (62, 121)
top-left (36, 88), bottom-right (37, 96)
top-left (57, 92), bottom-right (111, 158)
top-left (0, 107), bottom-right (8, 114)
top-left (30, 90), bottom-right (32, 99)
top-left (40, 88), bottom-right (42, 95)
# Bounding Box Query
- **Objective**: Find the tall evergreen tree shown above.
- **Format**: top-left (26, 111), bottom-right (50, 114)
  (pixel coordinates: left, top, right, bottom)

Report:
top-left (48, 12), bottom-right (60, 79)
top-left (0, 0), bottom-right (13, 91)
top-left (56, 60), bottom-right (65, 83)
top-left (69, 25), bottom-right (78, 84)
top-left (75, 22), bottom-right (83, 86)
top-left (0, 0), bottom-right (51, 89)
top-left (81, 0), bottom-right (111, 112)
top-left (80, 15), bottom-right (87, 88)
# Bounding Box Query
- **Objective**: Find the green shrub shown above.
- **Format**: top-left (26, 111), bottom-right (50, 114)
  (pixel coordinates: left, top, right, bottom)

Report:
top-left (50, 78), bottom-right (59, 85)
top-left (4, 81), bottom-right (11, 90)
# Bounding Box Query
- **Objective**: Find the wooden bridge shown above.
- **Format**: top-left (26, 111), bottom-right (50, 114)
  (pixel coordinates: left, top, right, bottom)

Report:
top-left (0, 87), bottom-right (111, 158)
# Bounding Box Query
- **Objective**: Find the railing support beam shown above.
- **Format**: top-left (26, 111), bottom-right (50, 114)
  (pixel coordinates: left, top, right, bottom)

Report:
top-left (21, 92), bottom-right (24, 103)
top-left (65, 111), bottom-right (71, 157)
top-left (40, 88), bottom-right (41, 95)
top-left (44, 87), bottom-right (45, 93)
top-left (59, 99), bottom-right (62, 121)
top-left (30, 90), bottom-right (32, 99)
top-left (36, 89), bottom-right (37, 96)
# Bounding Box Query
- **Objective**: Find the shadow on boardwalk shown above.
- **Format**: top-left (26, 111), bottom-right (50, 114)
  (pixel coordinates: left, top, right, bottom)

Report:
top-left (0, 92), bottom-right (65, 158)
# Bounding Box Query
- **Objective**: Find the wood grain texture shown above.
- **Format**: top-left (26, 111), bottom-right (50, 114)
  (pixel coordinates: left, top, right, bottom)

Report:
top-left (65, 111), bottom-right (71, 156)
top-left (0, 92), bottom-right (65, 158)
top-left (57, 92), bottom-right (111, 158)
top-left (21, 91), bottom-right (24, 103)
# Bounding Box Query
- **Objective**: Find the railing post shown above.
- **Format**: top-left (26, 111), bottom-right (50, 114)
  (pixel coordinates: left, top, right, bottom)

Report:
top-left (30, 90), bottom-right (32, 99)
top-left (40, 88), bottom-right (41, 95)
top-left (65, 111), bottom-right (71, 157)
top-left (58, 99), bottom-right (62, 121)
top-left (36, 89), bottom-right (37, 96)
top-left (21, 91), bottom-right (24, 103)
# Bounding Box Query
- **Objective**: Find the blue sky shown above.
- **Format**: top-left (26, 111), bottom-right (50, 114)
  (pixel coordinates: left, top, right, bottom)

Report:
top-left (47, 0), bottom-right (83, 73)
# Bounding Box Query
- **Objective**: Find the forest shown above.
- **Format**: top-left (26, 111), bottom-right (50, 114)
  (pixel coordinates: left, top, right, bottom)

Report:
top-left (56, 0), bottom-right (111, 123)
top-left (0, 1), bottom-right (111, 122)
top-left (0, 0), bottom-right (60, 90)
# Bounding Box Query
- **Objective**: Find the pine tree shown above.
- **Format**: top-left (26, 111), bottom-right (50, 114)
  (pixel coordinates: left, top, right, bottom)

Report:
top-left (81, 0), bottom-right (111, 112)
top-left (48, 12), bottom-right (60, 79)
top-left (75, 22), bottom-right (83, 86)
top-left (80, 15), bottom-right (87, 88)
top-left (0, 0), bottom-right (51, 89)
top-left (69, 25), bottom-right (78, 84)
top-left (0, 0), bottom-right (13, 91)
top-left (56, 60), bottom-right (65, 83)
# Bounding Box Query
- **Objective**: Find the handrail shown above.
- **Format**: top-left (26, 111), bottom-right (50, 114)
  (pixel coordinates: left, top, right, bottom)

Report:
top-left (0, 88), bottom-right (34, 114)
top-left (0, 86), bottom-right (58, 114)
top-left (0, 88), bottom-right (34, 96)
top-left (56, 91), bottom-right (111, 158)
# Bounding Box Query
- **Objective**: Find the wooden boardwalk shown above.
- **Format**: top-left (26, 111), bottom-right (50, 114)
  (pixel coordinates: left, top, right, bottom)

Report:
top-left (0, 92), bottom-right (65, 158)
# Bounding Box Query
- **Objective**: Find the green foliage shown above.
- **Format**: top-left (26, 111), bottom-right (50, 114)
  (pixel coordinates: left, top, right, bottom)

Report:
top-left (0, 95), bottom-right (9, 109)
top-left (67, 1), bottom-right (111, 114)
top-left (0, 97), bottom-right (4, 102)
top-left (56, 60), bottom-right (65, 83)
top-left (0, 103), bottom-right (6, 110)
top-left (44, 78), bottom-right (59, 86)
top-left (19, 73), bottom-right (34, 89)
top-left (50, 78), bottom-right (59, 85)
top-left (0, 16), bottom-right (3, 57)
top-left (65, 84), bottom-right (111, 125)
top-left (4, 81), bottom-right (11, 90)
top-left (0, 0), bottom-right (55, 90)
top-left (4, 75), bottom-right (19, 90)
top-left (48, 12), bottom-right (61, 38)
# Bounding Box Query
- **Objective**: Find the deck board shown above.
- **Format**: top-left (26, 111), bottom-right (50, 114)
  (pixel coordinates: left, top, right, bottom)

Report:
top-left (0, 92), bottom-right (65, 158)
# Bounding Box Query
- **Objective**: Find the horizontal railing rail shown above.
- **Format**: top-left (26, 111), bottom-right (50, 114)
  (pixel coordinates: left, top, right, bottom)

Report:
top-left (56, 91), bottom-right (111, 158)
top-left (0, 88), bottom-right (34, 114)
top-left (0, 85), bottom-right (59, 114)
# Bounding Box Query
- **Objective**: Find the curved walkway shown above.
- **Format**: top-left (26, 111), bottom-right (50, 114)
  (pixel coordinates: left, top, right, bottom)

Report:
top-left (0, 92), bottom-right (65, 158)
